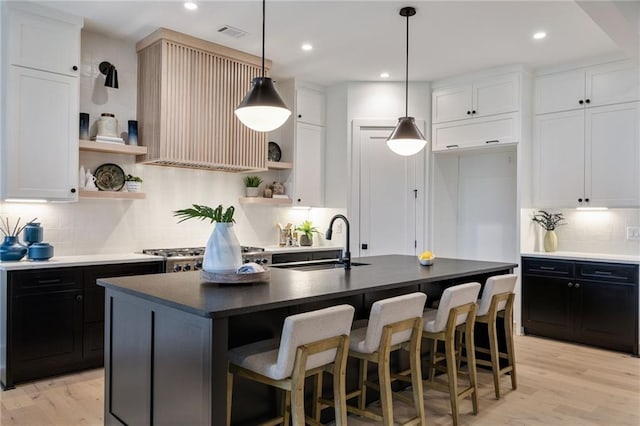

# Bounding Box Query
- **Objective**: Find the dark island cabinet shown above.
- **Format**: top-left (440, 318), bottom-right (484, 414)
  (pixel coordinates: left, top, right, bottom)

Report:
top-left (2, 260), bottom-right (163, 389)
top-left (522, 257), bottom-right (638, 354)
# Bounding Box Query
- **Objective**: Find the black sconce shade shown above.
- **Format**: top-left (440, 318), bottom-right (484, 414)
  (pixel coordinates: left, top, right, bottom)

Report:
top-left (99, 61), bottom-right (119, 89)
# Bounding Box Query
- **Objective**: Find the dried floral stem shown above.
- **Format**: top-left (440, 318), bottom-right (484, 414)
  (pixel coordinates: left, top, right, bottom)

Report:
top-left (0, 216), bottom-right (38, 237)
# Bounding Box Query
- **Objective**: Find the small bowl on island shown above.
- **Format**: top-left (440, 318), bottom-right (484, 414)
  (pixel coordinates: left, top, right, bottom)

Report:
top-left (418, 251), bottom-right (435, 266)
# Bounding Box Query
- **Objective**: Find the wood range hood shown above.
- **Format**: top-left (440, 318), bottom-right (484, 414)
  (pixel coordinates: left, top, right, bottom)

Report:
top-left (136, 28), bottom-right (271, 172)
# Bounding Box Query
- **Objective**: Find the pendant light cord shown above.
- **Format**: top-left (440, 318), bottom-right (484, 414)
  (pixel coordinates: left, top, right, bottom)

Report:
top-left (405, 11), bottom-right (409, 117)
top-left (261, 0), bottom-right (266, 78)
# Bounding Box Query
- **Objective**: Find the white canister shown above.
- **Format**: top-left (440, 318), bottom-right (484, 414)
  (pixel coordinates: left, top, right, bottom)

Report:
top-left (97, 113), bottom-right (118, 137)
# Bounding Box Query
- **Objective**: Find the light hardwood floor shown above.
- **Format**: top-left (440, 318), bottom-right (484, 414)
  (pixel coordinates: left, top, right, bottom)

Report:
top-left (1, 336), bottom-right (638, 425)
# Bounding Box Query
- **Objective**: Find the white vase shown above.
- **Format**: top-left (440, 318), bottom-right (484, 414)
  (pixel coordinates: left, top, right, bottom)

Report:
top-left (126, 181), bottom-right (142, 192)
top-left (245, 187), bottom-right (260, 197)
top-left (203, 222), bottom-right (242, 273)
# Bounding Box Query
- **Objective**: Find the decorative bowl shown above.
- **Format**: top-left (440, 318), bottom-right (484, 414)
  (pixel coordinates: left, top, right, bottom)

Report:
top-left (28, 242), bottom-right (54, 261)
top-left (418, 257), bottom-right (434, 266)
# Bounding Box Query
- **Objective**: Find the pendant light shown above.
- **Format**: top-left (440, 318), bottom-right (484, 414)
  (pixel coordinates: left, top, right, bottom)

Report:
top-left (235, 0), bottom-right (291, 132)
top-left (386, 6), bottom-right (427, 156)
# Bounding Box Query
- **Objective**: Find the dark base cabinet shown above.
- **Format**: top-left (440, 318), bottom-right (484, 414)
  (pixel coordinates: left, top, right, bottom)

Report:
top-left (522, 257), bottom-right (638, 355)
top-left (271, 249), bottom-right (342, 264)
top-left (1, 261), bottom-right (163, 390)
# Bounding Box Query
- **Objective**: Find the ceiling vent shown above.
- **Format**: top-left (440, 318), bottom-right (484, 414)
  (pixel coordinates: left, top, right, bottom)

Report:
top-left (217, 25), bottom-right (248, 39)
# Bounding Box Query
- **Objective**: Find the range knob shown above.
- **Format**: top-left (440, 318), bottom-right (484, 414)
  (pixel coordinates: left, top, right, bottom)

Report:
top-left (260, 258), bottom-right (269, 264)
top-left (243, 258), bottom-right (251, 264)
top-left (195, 261), bottom-right (203, 270)
top-left (183, 264), bottom-right (192, 271)
top-left (173, 264), bottom-right (183, 272)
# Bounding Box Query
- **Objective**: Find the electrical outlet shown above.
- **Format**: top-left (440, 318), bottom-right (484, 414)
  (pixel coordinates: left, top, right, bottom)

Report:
top-left (627, 226), bottom-right (640, 241)
top-left (335, 223), bottom-right (343, 234)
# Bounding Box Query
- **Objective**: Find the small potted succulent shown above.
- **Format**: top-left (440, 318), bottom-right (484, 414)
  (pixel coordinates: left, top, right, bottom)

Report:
top-left (243, 175), bottom-right (263, 197)
top-left (125, 174), bottom-right (143, 192)
top-left (295, 220), bottom-right (320, 246)
top-left (532, 210), bottom-right (566, 252)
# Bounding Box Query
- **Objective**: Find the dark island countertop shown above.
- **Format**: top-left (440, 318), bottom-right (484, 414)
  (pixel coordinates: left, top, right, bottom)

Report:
top-left (98, 255), bottom-right (517, 319)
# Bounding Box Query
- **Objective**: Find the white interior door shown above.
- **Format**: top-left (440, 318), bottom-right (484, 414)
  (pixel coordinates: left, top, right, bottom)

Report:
top-left (358, 127), bottom-right (424, 257)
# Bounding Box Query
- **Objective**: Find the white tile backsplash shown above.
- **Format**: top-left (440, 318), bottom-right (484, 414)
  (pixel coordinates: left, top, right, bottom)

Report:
top-left (522, 208), bottom-right (640, 256)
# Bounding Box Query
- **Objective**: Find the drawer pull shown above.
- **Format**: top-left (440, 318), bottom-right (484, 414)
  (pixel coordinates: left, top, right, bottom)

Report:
top-left (575, 283), bottom-right (581, 288)
top-left (485, 140), bottom-right (499, 144)
top-left (539, 266), bottom-right (556, 270)
top-left (593, 271), bottom-right (613, 275)
top-left (37, 279), bottom-right (63, 285)
top-left (445, 144), bottom-right (459, 149)
top-left (567, 282), bottom-right (573, 288)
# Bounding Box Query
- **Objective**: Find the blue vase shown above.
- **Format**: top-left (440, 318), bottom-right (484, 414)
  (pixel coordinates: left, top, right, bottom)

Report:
top-left (0, 236), bottom-right (28, 261)
top-left (128, 120), bottom-right (138, 146)
top-left (23, 222), bottom-right (43, 246)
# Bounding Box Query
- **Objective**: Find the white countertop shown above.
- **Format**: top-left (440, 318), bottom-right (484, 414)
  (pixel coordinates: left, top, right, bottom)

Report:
top-left (521, 251), bottom-right (640, 265)
top-left (0, 253), bottom-right (164, 271)
top-left (264, 245), bottom-right (343, 254)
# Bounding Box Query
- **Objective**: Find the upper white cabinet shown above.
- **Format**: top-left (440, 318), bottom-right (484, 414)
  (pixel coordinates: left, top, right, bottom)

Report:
top-left (296, 87), bottom-right (325, 126)
top-left (535, 60), bottom-right (640, 115)
top-left (534, 102), bottom-right (640, 208)
top-left (272, 80), bottom-right (326, 207)
top-left (431, 71), bottom-right (525, 152)
top-left (432, 73), bottom-right (519, 124)
top-left (1, 2), bottom-right (82, 201)
top-left (8, 6), bottom-right (81, 76)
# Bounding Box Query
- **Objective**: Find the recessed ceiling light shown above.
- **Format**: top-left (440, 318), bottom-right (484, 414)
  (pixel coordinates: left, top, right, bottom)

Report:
top-left (184, 2), bottom-right (198, 11)
top-left (533, 31), bottom-right (547, 40)
top-left (380, 72), bottom-right (390, 78)
top-left (301, 43), bottom-right (313, 51)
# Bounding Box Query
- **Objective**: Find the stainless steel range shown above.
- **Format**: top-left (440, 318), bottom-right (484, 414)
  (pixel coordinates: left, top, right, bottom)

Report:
top-left (143, 246), bottom-right (271, 273)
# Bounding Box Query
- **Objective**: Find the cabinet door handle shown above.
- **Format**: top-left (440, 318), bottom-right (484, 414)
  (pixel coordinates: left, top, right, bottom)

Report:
top-left (567, 282), bottom-right (574, 288)
top-left (585, 198), bottom-right (589, 202)
top-left (578, 198), bottom-right (583, 202)
top-left (485, 140), bottom-right (499, 144)
top-left (71, 188), bottom-right (76, 193)
top-left (298, 114), bottom-right (302, 118)
top-left (445, 144), bottom-right (459, 149)
top-left (297, 198), bottom-right (301, 203)
top-left (539, 266), bottom-right (555, 270)
top-left (472, 110), bottom-right (476, 114)
top-left (585, 99), bottom-right (591, 104)
top-left (76, 294), bottom-right (83, 302)
top-left (72, 65), bottom-right (78, 71)
top-left (466, 110), bottom-right (471, 115)
top-left (579, 100), bottom-right (584, 105)
top-left (574, 283), bottom-right (580, 289)
top-left (361, 243), bottom-right (368, 250)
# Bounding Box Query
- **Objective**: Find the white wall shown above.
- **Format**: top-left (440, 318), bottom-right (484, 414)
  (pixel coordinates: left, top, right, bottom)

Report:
top-left (0, 30), bottom-right (344, 255)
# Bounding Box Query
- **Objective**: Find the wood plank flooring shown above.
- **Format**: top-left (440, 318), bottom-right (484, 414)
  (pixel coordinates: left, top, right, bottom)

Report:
top-left (1, 336), bottom-right (638, 425)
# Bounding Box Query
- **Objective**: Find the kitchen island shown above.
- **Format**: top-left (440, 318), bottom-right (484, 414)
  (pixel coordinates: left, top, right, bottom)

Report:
top-left (98, 255), bottom-right (516, 425)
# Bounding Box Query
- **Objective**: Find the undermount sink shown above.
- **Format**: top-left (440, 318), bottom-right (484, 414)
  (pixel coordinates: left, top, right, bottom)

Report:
top-left (272, 260), bottom-right (370, 271)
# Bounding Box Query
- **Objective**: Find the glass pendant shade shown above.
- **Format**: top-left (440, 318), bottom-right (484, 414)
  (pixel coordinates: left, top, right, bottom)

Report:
top-left (386, 116), bottom-right (427, 156)
top-left (235, 77), bottom-right (291, 132)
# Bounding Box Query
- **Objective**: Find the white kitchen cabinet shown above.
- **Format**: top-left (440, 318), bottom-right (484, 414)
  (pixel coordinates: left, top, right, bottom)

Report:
top-left (292, 122), bottom-right (324, 207)
top-left (1, 3), bottom-right (82, 201)
top-left (432, 112), bottom-right (518, 151)
top-left (534, 102), bottom-right (640, 207)
top-left (535, 60), bottom-right (639, 115)
top-left (296, 87), bottom-right (325, 126)
top-left (432, 73), bottom-right (519, 124)
top-left (4, 66), bottom-right (79, 201)
top-left (7, 5), bottom-right (81, 77)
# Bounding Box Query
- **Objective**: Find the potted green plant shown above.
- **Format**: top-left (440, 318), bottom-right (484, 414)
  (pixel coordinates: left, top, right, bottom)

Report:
top-left (532, 210), bottom-right (566, 252)
top-left (173, 204), bottom-right (241, 272)
top-left (125, 174), bottom-right (143, 192)
top-left (295, 220), bottom-right (320, 246)
top-left (243, 176), bottom-right (263, 197)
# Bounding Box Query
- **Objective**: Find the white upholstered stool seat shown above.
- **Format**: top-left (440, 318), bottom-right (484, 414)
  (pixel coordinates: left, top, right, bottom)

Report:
top-left (342, 292), bottom-right (427, 426)
top-left (472, 274), bottom-right (518, 399)
top-left (227, 305), bottom-right (355, 426)
top-left (422, 282), bottom-right (481, 426)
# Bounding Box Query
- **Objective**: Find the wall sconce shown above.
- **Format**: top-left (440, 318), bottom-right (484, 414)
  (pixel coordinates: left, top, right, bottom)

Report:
top-left (99, 61), bottom-right (119, 89)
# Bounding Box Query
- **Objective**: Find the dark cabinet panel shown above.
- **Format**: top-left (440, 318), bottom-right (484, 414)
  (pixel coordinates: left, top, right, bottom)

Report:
top-left (2, 261), bottom-right (164, 389)
top-left (271, 250), bottom-right (342, 264)
top-left (522, 257), bottom-right (638, 355)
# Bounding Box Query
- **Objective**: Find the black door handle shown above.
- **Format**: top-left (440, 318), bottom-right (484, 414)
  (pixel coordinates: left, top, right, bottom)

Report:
top-left (361, 243), bottom-right (368, 250)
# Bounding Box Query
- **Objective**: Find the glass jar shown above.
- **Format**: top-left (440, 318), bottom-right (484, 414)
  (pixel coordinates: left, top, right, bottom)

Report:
top-left (97, 113), bottom-right (118, 137)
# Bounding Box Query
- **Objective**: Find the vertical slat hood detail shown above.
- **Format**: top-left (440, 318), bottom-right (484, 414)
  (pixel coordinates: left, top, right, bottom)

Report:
top-left (136, 28), bottom-right (269, 172)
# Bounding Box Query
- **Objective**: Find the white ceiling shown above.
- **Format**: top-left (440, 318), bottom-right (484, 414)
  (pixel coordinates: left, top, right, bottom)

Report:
top-left (33, 0), bottom-right (635, 85)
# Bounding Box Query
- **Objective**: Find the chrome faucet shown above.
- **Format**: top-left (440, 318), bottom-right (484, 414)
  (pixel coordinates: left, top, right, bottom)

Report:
top-left (325, 214), bottom-right (351, 270)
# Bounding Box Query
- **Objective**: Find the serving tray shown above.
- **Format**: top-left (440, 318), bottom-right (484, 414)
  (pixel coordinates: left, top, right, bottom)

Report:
top-left (200, 268), bottom-right (270, 284)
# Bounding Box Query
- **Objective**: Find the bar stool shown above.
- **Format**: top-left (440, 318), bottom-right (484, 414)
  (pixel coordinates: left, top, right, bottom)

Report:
top-left (422, 282), bottom-right (481, 426)
top-left (341, 292), bottom-right (427, 426)
top-left (226, 305), bottom-right (355, 426)
top-left (472, 274), bottom-right (518, 399)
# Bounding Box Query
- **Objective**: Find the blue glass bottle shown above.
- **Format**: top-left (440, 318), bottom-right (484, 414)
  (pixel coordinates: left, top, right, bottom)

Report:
top-left (128, 120), bottom-right (138, 146)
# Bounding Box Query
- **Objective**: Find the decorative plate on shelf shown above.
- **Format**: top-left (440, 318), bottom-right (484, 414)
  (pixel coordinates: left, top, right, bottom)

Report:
top-left (268, 142), bottom-right (282, 162)
top-left (94, 163), bottom-right (125, 191)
